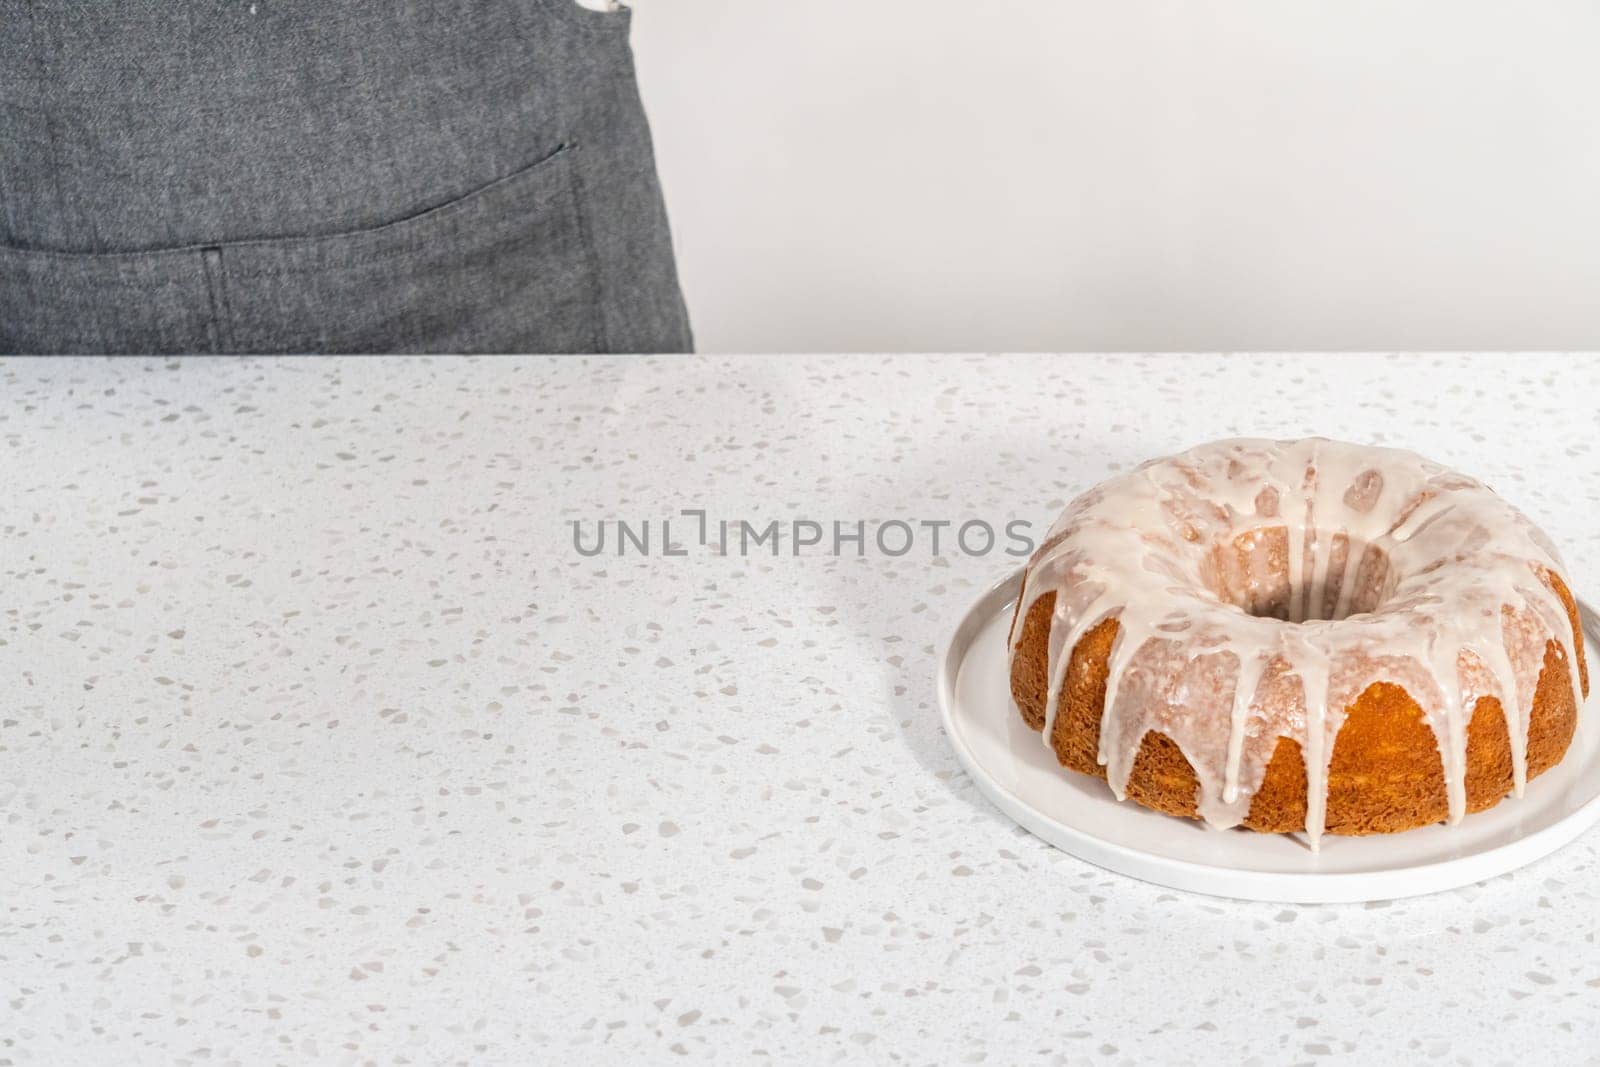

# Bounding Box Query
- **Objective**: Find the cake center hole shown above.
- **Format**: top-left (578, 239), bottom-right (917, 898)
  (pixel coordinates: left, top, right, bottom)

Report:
top-left (1201, 528), bottom-right (1393, 623)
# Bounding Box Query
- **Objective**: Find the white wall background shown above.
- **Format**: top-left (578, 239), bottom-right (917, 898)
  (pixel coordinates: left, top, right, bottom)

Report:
top-left (629, 1), bottom-right (1600, 352)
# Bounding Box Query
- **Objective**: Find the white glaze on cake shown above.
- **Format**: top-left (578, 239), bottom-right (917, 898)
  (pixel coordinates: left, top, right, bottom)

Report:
top-left (1008, 438), bottom-right (1585, 847)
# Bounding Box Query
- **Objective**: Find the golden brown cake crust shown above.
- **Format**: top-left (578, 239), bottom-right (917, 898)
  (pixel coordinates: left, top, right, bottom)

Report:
top-left (1008, 570), bottom-right (1589, 836)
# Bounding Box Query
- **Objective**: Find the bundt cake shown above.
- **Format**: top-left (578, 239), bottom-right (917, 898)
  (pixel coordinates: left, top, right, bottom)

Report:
top-left (1008, 438), bottom-right (1589, 846)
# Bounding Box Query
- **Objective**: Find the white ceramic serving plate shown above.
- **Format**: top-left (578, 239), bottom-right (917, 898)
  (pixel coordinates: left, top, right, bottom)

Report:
top-left (938, 568), bottom-right (1600, 903)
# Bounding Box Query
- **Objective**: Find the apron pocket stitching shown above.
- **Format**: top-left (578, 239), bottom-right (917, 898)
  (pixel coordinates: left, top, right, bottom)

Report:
top-left (200, 246), bottom-right (234, 353)
top-left (0, 142), bottom-right (578, 263)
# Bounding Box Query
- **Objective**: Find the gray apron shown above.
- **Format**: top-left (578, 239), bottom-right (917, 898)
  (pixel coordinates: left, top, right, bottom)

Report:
top-left (0, 1), bottom-right (692, 353)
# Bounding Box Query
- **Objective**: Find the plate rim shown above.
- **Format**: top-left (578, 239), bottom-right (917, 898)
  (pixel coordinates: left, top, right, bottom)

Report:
top-left (937, 565), bottom-right (1600, 903)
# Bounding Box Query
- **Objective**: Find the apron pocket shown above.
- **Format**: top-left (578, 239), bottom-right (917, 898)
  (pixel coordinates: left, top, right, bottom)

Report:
top-left (216, 141), bottom-right (604, 353)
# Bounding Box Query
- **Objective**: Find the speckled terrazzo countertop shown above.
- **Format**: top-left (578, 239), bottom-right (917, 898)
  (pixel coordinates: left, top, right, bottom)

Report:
top-left (2, 354), bottom-right (1598, 1066)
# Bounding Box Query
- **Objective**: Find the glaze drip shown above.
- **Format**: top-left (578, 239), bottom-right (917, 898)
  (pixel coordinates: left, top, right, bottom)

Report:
top-left (1007, 438), bottom-right (1585, 848)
